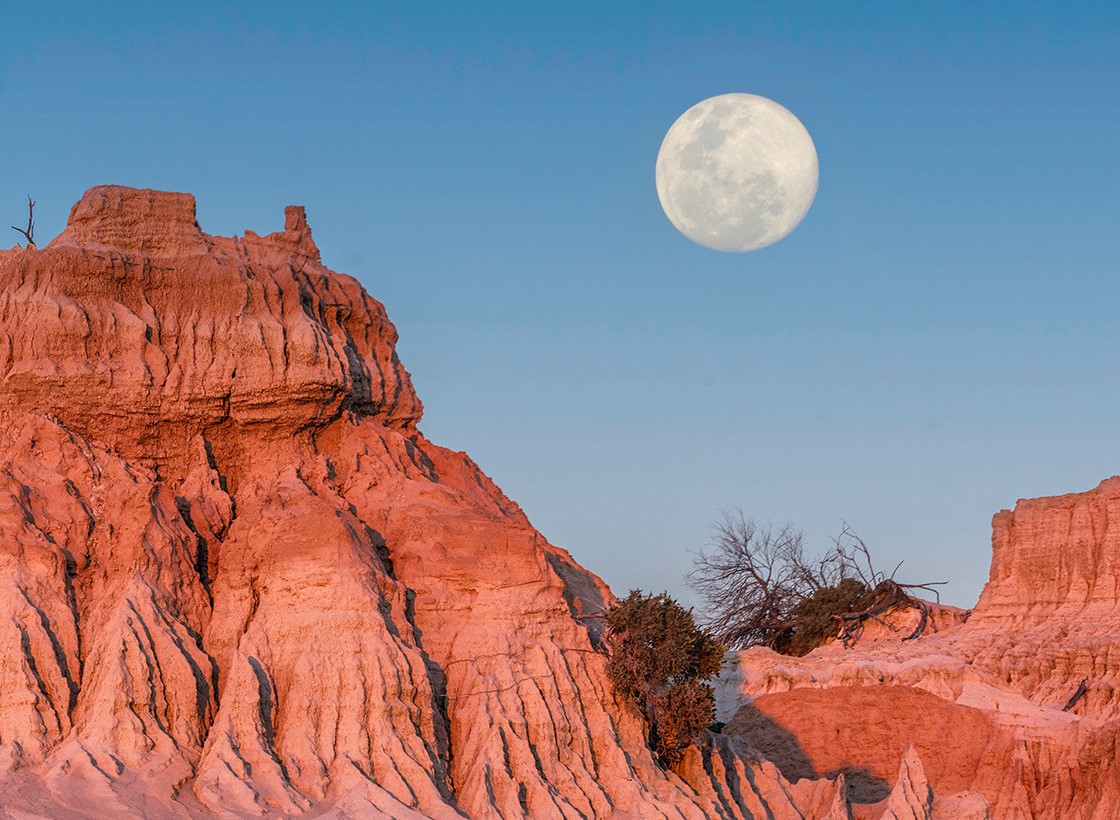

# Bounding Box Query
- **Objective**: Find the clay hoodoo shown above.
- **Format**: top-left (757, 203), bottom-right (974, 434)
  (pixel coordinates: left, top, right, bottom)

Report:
top-left (0, 187), bottom-right (848, 818)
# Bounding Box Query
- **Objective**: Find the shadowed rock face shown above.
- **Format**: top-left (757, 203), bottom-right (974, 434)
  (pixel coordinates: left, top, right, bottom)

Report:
top-left (720, 477), bottom-right (1120, 819)
top-left (0, 187), bottom-right (838, 819)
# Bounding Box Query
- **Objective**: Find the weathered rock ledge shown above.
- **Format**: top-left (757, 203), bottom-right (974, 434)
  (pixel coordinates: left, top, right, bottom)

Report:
top-left (0, 187), bottom-right (850, 818)
top-left (720, 477), bottom-right (1120, 818)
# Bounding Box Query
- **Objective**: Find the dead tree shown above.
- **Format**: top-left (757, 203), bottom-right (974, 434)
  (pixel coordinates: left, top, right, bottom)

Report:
top-left (11, 196), bottom-right (35, 247)
top-left (689, 514), bottom-right (945, 653)
top-left (830, 525), bottom-right (945, 646)
top-left (687, 515), bottom-right (820, 650)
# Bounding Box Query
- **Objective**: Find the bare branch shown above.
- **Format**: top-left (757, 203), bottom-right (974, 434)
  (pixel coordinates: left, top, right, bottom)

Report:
top-left (687, 513), bottom-right (811, 649)
top-left (906, 597), bottom-right (929, 641)
top-left (10, 196), bottom-right (35, 247)
top-left (834, 578), bottom-right (945, 646)
top-left (896, 580), bottom-right (947, 604)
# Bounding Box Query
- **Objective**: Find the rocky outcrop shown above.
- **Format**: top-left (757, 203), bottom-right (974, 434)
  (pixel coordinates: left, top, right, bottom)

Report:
top-left (977, 476), bottom-right (1120, 623)
top-left (1, 186), bottom-right (421, 443)
top-left (12, 185), bottom-right (1116, 818)
top-left (0, 186), bottom-right (837, 818)
top-left (720, 478), bottom-right (1120, 818)
top-left (879, 748), bottom-right (933, 820)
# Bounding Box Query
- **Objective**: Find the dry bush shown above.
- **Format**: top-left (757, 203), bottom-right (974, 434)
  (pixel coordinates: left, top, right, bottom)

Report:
top-left (604, 590), bottom-right (724, 766)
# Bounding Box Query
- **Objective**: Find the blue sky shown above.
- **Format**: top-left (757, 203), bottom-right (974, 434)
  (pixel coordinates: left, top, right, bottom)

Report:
top-left (2, 2), bottom-right (1118, 607)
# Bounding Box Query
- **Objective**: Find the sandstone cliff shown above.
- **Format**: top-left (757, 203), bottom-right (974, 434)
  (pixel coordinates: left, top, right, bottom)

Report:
top-left (720, 477), bottom-right (1120, 818)
top-left (0, 187), bottom-right (847, 818)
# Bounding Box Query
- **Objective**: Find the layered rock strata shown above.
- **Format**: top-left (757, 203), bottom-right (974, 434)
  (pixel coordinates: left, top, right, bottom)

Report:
top-left (720, 477), bottom-right (1120, 818)
top-left (0, 186), bottom-right (846, 818)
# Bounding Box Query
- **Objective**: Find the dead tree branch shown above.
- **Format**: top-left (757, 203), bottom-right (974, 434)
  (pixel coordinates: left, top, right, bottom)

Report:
top-left (834, 578), bottom-right (946, 646)
top-left (11, 196), bottom-right (35, 247)
top-left (687, 514), bottom-right (817, 650)
top-left (906, 597), bottom-right (930, 641)
top-left (690, 512), bottom-right (946, 654)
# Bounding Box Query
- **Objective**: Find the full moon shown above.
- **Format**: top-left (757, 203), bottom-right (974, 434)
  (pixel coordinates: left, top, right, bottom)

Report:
top-left (655, 93), bottom-right (819, 252)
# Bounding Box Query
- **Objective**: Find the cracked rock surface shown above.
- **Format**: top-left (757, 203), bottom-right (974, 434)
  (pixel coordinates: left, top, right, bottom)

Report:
top-left (0, 186), bottom-right (842, 818)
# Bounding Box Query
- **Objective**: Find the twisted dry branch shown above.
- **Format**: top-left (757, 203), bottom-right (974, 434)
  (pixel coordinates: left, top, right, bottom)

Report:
top-left (11, 196), bottom-right (35, 247)
top-left (834, 579), bottom-right (945, 646)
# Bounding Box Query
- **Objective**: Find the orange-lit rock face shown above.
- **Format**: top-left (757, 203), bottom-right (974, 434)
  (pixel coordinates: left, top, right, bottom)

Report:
top-left (0, 187), bottom-right (830, 818)
top-left (0, 185), bottom-right (421, 450)
top-left (726, 687), bottom-right (1004, 806)
top-left (720, 478), bottom-right (1120, 819)
top-left (977, 476), bottom-right (1120, 621)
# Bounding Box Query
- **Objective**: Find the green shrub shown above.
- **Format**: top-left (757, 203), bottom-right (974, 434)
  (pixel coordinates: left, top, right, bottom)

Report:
top-left (775, 577), bottom-right (873, 656)
top-left (604, 590), bottom-right (724, 766)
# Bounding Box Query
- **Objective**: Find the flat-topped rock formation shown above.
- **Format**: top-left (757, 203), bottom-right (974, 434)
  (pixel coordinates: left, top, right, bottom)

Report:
top-left (0, 185), bottom-right (420, 449)
top-left (0, 187), bottom-right (847, 818)
top-left (976, 476), bottom-right (1120, 622)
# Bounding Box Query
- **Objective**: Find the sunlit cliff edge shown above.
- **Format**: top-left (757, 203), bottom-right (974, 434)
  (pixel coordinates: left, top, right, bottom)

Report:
top-left (2, 186), bottom-right (1116, 819)
top-left (0, 186), bottom-right (854, 819)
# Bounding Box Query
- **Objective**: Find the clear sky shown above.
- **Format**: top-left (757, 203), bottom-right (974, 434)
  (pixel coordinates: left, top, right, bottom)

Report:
top-left (2, 2), bottom-right (1118, 608)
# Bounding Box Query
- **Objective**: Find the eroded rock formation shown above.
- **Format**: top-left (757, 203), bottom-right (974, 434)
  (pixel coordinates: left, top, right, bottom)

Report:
top-left (0, 187), bottom-right (847, 818)
top-left (720, 477), bottom-right (1120, 818)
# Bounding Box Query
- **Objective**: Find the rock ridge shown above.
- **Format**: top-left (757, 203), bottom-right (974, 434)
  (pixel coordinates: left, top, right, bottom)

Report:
top-left (0, 186), bottom-right (837, 818)
top-left (1, 185), bottom-right (422, 463)
top-left (719, 475), bottom-right (1120, 818)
